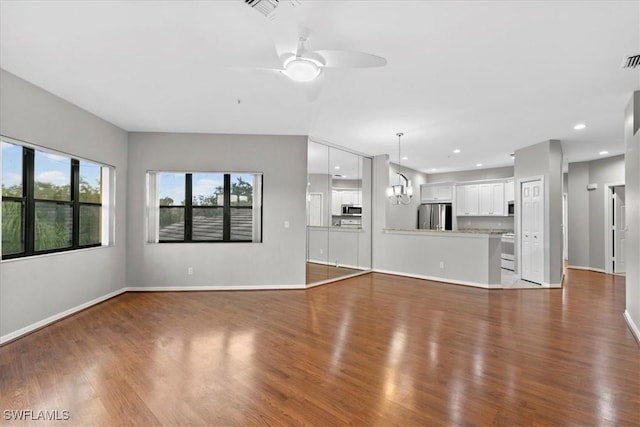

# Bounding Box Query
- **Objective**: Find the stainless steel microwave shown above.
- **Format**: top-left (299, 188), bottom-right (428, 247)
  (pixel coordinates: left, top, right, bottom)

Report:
top-left (507, 201), bottom-right (515, 216)
top-left (342, 205), bottom-right (362, 216)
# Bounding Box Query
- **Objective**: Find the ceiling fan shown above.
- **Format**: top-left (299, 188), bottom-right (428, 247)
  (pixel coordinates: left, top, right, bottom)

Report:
top-left (275, 29), bottom-right (387, 83)
top-left (243, 0), bottom-right (386, 98)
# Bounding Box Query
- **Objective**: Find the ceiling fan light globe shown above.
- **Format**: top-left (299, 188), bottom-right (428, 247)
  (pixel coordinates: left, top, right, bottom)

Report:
top-left (284, 58), bottom-right (321, 82)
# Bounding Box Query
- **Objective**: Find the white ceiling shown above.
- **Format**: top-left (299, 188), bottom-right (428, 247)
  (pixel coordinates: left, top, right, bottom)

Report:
top-left (1, 1), bottom-right (639, 173)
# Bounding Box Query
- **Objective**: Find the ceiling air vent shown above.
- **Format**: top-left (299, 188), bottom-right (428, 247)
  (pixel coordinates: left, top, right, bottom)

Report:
top-left (244, 0), bottom-right (279, 18)
top-left (622, 54), bottom-right (640, 69)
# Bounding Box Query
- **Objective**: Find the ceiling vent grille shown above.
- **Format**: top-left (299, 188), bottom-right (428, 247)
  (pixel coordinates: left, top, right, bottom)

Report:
top-left (244, 0), bottom-right (279, 18)
top-left (622, 54), bottom-right (640, 69)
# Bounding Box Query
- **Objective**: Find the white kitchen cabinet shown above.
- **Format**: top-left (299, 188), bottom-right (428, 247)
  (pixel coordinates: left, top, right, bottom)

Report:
top-left (478, 183), bottom-right (505, 215)
top-left (420, 183), bottom-right (453, 202)
top-left (505, 179), bottom-right (515, 202)
top-left (331, 189), bottom-right (362, 215)
top-left (456, 184), bottom-right (479, 216)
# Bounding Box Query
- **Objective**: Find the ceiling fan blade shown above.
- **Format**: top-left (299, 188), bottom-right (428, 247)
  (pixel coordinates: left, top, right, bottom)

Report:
top-left (314, 50), bottom-right (387, 68)
top-left (306, 71), bottom-right (325, 102)
top-left (267, 2), bottom-right (299, 61)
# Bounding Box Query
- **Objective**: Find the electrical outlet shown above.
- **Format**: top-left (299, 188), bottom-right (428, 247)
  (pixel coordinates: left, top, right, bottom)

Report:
top-left (439, 261), bottom-right (444, 269)
top-left (320, 249), bottom-right (323, 255)
top-left (284, 220), bottom-right (290, 229)
top-left (187, 267), bottom-right (193, 275)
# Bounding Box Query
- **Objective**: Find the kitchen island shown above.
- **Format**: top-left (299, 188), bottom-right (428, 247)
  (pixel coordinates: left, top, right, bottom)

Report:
top-left (375, 228), bottom-right (504, 288)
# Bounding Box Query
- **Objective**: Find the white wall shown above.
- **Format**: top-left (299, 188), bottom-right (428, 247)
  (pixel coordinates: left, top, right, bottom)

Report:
top-left (0, 69), bottom-right (128, 341)
top-left (567, 155), bottom-right (625, 271)
top-left (624, 91), bottom-right (640, 341)
top-left (126, 132), bottom-right (307, 289)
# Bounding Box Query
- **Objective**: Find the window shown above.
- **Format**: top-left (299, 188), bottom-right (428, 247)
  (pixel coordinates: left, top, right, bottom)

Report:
top-left (152, 172), bottom-right (262, 243)
top-left (1, 139), bottom-right (111, 259)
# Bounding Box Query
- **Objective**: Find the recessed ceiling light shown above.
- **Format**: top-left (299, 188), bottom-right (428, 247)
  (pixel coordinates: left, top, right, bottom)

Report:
top-left (431, 168), bottom-right (437, 172)
top-left (334, 166), bottom-right (340, 170)
top-left (476, 163), bottom-right (483, 167)
top-left (453, 149), bottom-right (461, 154)
top-left (573, 123), bottom-right (587, 130)
top-left (401, 156), bottom-right (408, 160)
top-left (599, 150), bottom-right (609, 155)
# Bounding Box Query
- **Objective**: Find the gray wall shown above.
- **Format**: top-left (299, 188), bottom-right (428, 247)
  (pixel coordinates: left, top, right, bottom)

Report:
top-left (126, 132), bottom-right (307, 288)
top-left (567, 162), bottom-right (590, 267)
top-left (0, 69), bottom-right (128, 340)
top-left (514, 140), bottom-right (563, 286)
top-left (386, 162), bottom-right (427, 229)
top-left (567, 156), bottom-right (625, 271)
top-left (624, 91), bottom-right (640, 340)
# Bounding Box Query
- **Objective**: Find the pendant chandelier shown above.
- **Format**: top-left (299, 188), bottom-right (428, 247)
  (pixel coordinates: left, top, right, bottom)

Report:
top-left (387, 132), bottom-right (413, 205)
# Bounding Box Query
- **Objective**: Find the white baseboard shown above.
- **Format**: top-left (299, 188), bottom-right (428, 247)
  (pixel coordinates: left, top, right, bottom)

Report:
top-left (624, 310), bottom-right (640, 345)
top-left (307, 259), bottom-right (367, 270)
top-left (373, 269), bottom-right (501, 289)
top-left (567, 265), bottom-right (606, 273)
top-left (305, 270), bottom-right (371, 288)
top-left (0, 287), bottom-right (127, 344)
top-left (126, 284), bottom-right (306, 292)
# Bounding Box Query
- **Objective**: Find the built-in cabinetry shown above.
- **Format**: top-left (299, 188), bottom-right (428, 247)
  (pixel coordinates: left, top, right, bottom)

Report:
top-left (420, 183), bottom-right (453, 202)
top-left (456, 184), bottom-right (479, 216)
top-left (455, 179), bottom-right (513, 217)
top-left (478, 183), bottom-right (505, 215)
top-left (505, 179), bottom-right (515, 202)
top-left (331, 189), bottom-right (361, 216)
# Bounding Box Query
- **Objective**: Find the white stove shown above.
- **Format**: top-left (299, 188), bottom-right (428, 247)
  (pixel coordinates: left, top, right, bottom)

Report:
top-left (501, 233), bottom-right (515, 270)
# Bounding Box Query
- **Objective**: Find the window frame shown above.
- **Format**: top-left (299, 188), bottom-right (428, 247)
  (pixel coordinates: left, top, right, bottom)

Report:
top-left (156, 172), bottom-right (262, 244)
top-left (2, 140), bottom-right (109, 260)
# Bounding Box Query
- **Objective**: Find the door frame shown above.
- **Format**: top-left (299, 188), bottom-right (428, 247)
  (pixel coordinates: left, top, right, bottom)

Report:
top-left (516, 175), bottom-right (545, 282)
top-left (604, 182), bottom-right (625, 275)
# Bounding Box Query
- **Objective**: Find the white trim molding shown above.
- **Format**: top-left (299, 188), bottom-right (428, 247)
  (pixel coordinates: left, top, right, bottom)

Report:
top-left (0, 287), bottom-right (127, 344)
top-left (567, 265), bottom-right (607, 274)
top-left (373, 268), bottom-right (502, 289)
top-left (126, 284), bottom-right (306, 292)
top-left (624, 310), bottom-right (640, 345)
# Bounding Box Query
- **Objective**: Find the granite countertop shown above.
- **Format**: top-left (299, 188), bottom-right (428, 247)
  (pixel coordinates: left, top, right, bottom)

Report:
top-left (384, 228), bottom-right (511, 235)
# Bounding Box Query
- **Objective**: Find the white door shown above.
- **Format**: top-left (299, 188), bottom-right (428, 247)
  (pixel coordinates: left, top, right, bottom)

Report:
top-left (521, 179), bottom-right (544, 284)
top-left (614, 186), bottom-right (626, 274)
top-left (308, 193), bottom-right (323, 226)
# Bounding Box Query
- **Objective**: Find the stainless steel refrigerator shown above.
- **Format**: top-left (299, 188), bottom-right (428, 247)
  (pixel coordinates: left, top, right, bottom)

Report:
top-left (418, 203), bottom-right (452, 230)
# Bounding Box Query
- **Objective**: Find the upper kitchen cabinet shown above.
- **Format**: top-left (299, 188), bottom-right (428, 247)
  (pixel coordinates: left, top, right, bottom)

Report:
top-left (478, 183), bottom-right (505, 216)
top-left (456, 179), bottom-right (512, 217)
top-left (456, 184), bottom-right (479, 216)
top-left (420, 183), bottom-right (453, 202)
top-left (505, 179), bottom-right (515, 202)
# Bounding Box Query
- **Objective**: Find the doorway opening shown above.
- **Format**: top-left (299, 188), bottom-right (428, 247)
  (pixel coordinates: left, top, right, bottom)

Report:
top-left (605, 184), bottom-right (626, 275)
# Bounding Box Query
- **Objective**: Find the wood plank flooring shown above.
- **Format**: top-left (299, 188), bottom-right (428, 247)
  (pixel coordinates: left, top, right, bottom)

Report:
top-left (0, 269), bottom-right (638, 426)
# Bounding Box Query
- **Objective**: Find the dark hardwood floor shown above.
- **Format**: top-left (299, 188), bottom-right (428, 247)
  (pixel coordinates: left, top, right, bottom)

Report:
top-left (0, 269), bottom-right (638, 426)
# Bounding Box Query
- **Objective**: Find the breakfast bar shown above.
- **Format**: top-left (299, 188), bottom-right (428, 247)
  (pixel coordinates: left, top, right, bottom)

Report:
top-left (376, 228), bottom-right (504, 288)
